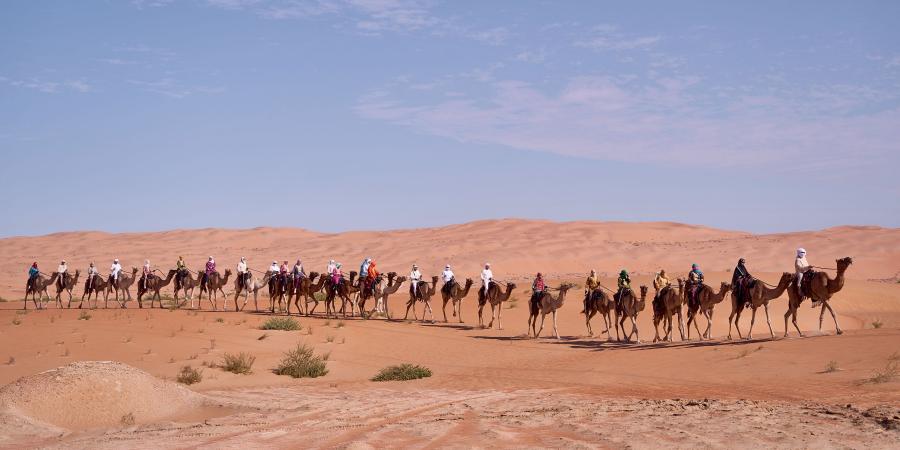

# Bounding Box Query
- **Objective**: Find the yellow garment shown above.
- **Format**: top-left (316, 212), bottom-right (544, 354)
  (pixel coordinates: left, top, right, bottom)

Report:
top-left (653, 273), bottom-right (670, 291)
top-left (617, 277), bottom-right (630, 290)
top-left (585, 275), bottom-right (599, 291)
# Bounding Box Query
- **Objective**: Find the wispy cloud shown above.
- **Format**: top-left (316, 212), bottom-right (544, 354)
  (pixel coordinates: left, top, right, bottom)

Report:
top-left (128, 77), bottom-right (224, 98)
top-left (355, 75), bottom-right (899, 172)
top-left (576, 24), bottom-right (661, 51)
top-left (1, 77), bottom-right (91, 94)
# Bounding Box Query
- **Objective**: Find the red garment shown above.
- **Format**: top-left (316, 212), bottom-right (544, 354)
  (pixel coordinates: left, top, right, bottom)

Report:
top-left (367, 264), bottom-right (379, 281)
top-left (280, 264), bottom-right (288, 274)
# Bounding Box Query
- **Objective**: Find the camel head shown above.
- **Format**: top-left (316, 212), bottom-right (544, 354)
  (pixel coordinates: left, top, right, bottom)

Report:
top-left (837, 257), bottom-right (853, 270)
top-left (396, 276), bottom-right (407, 283)
top-left (431, 275), bottom-right (439, 283)
top-left (130, 267), bottom-right (139, 275)
top-left (559, 282), bottom-right (578, 291)
top-left (720, 281), bottom-right (731, 294)
top-left (309, 271), bottom-right (320, 279)
top-left (779, 272), bottom-right (794, 286)
top-left (224, 269), bottom-right (232, 276)
top-left (639, 285), bottom-right (648, 299)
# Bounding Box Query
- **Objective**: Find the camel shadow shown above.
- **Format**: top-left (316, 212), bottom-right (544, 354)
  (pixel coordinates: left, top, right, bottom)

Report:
top-left (546, 335), bottom-right (793, 352)
top-left (420, 322), bottom-right (478, 331)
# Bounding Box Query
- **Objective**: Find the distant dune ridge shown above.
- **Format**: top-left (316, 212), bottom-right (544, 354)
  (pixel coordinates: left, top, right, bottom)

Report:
top-left (0, 220), bottom-right (899, 447)
top-left (1, 220), bottom-right (897, 298)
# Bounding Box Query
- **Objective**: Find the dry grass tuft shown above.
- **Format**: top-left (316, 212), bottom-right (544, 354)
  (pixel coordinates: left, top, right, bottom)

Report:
top-left (120, 412), bottom-right (135, 426)
top-left (260, 317), bottom-right (301, 331)
top-left (860, 361), bottom-right (899, 385)
top-left (176, 365), bottom-right (203, 385)
top-left (371, 364), bottom-right (432, 382)
top-left (221, 352), bottom-right (256, 375)
top-left (78, 311), bottom-right (92, 320)
top-left (274, 343), bottom-right (329, 378)
top-left (823, 360), bottom-right (840, 373)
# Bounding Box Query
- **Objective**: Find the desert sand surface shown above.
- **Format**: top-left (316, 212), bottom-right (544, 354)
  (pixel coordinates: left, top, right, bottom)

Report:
top-left (0, 220), bottom-right (898, 448)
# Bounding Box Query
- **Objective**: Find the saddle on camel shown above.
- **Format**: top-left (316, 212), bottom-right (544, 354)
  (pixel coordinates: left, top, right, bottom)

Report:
top-left (732, 258), bottom-right (756, 308)
top-left (685, 264), bottom-right (704, 309)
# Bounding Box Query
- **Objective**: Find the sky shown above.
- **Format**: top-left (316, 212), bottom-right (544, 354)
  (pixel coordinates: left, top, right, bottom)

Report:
top-left (1, 0), bottom-right (898, 237)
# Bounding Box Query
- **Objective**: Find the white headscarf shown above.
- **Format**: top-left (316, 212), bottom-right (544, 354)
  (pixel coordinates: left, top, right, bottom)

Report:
top-left (797, 248), bottom-right (806, 257)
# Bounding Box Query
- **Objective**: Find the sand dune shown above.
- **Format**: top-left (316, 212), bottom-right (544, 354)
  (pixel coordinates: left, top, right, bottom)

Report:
top-left (1, 220), bottom-right (898, 300)
top-left (0, 220), bottom-right (898, 447)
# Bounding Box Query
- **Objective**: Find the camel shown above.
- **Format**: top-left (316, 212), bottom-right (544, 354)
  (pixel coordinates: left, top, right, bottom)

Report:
top-left (176, 270), bottom-right (203, 308)
top-left (267, 271), bottom-right (289, 313)
top-left (303, 273), bottom-right (330, 316)
top-left (685, 282), bottom-right (732, 340)
top-left (54, 270), bottom-right (80, 308)
top-left (325, 271), bottom-right (358, 318)
top-left (584, 287), bottom-right (616, 339)
top-left (477, 282), bottom-right (517, 330)
top-left (727, 272), bottom-right (793, 340)
top-left (355, 272), bottom-right (385, 317)
top-left (199, 269), bottom-right (231, 311)
top-left (784, 257), bottom-right (852, 337)
top-left (234, 270), bottom-right (272, 312)
top-left (652, 279), bottom-right (686, 343)
top-left (440, 278), bottom-right (473, 323)
top-left (79, 273), bottom-right (110, 309)
top-left (529, 283), bottom-right (576, 339)
top-left (615, 285), bottom-right (648, 343)
top-left (403, 276), bottom-right (439, 322)
top-left (25, 272), bottom-right (57, 310)
top-left (137, 269), bottom-right (176, 309)
top-left (288, 272), bottom-right (319, 315)
top-left (373, 275), bottom-right (406, 319)
top-left (107, 268), bottom-right (138, 308)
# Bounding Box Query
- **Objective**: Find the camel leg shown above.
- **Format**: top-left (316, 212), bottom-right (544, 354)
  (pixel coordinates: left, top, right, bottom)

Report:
top-left (823, 302), bottom-right (843, 335)
top-left (618, 315), bottom-right (627, 342)
top-left (477, 303), bottom-right (484, 328)
top-left (703, 310), bottom-right (712, 340)
top-left (552, 311), bottom-right (560, 339)
top-left (747, 307), bottom-right (758, 340)
top-left (536, 313), bottom-right (545, 338)
top-left (764, 303), bottom-right (775, 339)
top-left (818, 303), bottom-right (826, 332)
top-left (631, 315), bottom-right (640, 343)
top-left (666, 313), bottom-right (674, 342)
top-left (442, 299), bottom-right (449, 323)
top-left (585, 310), bottom-right (594, 337)
top-left (677, 311), bottom-right (686, 341)
top-left (497, 304), bottom-right (503, 330)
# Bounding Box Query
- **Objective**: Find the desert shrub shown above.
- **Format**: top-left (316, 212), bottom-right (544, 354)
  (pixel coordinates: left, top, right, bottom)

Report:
top-left (176, 365), bottom-right (203, 385)
top-left (221, 352), bottom-right (256, 375)
top-left (215, 317), bottom-right (224, 323)
top-left (862, 361), bottom-right (899, 384)
top-left (824, 360), bottom-right (840, 373)
top-left (260, 317), bottom-right (301, 331)
top-left (78, 311), bottom-right (92, 320)
top-left (371, 364), bottom-right (432, 382)
top-left (872, 319), bottom-right (883, 329)
top-left (274, 343), bottom-right (328, 378)
top-left (120, 412), bottom-right (135, 426)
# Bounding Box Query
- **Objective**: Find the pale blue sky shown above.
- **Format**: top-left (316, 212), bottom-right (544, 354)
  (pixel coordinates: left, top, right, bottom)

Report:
top-left (1, 0), bottom-right (898, 237)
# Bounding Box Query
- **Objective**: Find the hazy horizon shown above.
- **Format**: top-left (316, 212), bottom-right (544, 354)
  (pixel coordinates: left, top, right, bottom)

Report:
top-left (2, 0), bottom-right (898, 237)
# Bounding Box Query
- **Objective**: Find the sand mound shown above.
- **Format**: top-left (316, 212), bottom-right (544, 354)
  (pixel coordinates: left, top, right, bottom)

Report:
top-left (0, 361), bottom-right (205, 429)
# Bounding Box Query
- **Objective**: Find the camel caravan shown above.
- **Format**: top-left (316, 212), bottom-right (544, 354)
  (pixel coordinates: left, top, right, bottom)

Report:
top-left (21, 249), bottom-right (853, 342)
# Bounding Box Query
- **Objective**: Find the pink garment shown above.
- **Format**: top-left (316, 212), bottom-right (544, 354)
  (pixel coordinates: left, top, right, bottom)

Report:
top-left (331, 269), bottom-right (343, 285)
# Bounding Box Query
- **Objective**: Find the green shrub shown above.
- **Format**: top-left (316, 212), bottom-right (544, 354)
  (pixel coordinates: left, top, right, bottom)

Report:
top-left (78, 311), bottom-right (92, 320)
top-left (221, 352), bottom-right (256, 375)
top-left (274, 343), bottom-right (329, 378)
top-left (260, 317), bottom-right (301, 331)
top-left (371, 364), bottom-right (432, 382)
